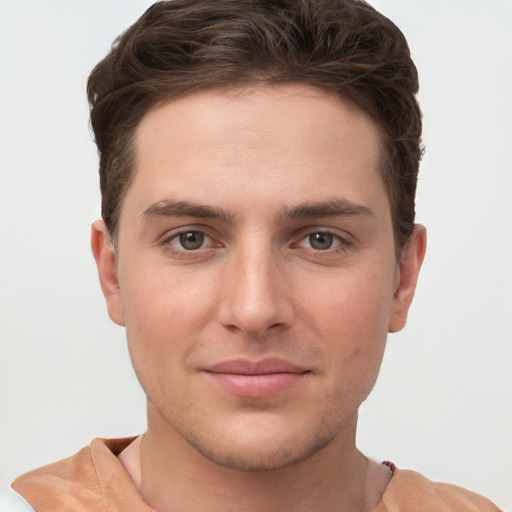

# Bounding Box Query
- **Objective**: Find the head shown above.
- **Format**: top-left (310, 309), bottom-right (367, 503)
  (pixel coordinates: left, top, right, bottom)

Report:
top-left (88, 0), bottom-right (422, 253)
top-left (89, 0), bottom-right (426, 473)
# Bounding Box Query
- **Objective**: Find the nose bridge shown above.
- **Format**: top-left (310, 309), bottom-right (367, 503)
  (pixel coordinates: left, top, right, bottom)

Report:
top-left (218, 237), bottom-right (291, 336)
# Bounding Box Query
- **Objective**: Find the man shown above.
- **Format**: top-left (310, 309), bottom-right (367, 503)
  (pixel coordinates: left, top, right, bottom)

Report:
top-left (2, 0), bottom-right (502, 510)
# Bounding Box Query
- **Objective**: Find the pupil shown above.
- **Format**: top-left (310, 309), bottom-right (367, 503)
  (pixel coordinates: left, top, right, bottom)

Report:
top-left (310, 232), bottom-right (333, 250)
top-left (180, 231), bottom-right (204, 250)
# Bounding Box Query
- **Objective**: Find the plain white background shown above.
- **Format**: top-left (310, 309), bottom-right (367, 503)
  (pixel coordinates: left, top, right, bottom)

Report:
top-left (0, 0), bottom-right (510, 508)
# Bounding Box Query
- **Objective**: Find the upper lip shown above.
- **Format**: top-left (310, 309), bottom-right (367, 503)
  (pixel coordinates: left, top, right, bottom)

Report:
top-left (206, 358), bottom-right (308, 375)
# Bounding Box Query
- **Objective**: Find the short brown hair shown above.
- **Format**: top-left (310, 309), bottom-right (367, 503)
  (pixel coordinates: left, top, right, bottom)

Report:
top-left (88, 0), bottom-right (422, 250)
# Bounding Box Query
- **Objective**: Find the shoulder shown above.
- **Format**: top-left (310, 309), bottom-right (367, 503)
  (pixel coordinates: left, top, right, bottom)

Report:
top-left (10, 437), bottom-right (138, 512)
top-left (0, 487), bottom-right (35, 512)
top-left (377, 468), bottom-right (502, 512)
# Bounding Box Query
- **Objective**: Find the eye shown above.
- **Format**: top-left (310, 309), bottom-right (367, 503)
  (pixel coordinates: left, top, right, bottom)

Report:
top-left (308, 232), bottom-right (335, 250)
top-left (296, 231), bottom-right (344, 251)
top-left (170, 231), bottom-right (209, 250)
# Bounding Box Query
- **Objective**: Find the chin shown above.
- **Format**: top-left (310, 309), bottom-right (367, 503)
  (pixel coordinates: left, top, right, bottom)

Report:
top-left (193, 434), bottom-right (336, 472)
top-left (177, 414), bottom-right (341, 472)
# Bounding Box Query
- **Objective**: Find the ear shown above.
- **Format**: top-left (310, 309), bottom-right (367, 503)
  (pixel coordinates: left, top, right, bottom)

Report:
top-left (388, 225), bottom-right (427, 333)
top-left (91, 220), bottom-right (125, 326)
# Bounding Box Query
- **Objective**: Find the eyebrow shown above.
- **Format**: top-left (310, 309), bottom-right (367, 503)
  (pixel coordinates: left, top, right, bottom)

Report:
top-left (141, 200), bottom-right (235, 223)
top-left (141, 197), bottom-right (372, 224)
top-left (281, 198), bottom-right (373, 221)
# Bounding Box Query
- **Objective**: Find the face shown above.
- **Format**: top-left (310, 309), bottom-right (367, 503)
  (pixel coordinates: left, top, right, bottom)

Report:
top-left (93, 84), bottom-right (425, 471)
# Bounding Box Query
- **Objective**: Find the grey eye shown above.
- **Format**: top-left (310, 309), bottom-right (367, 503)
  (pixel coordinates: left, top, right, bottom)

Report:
top-left (309, 232), bottom-right (334, 250)
top-left (179, 231), bottom-right (205, 250)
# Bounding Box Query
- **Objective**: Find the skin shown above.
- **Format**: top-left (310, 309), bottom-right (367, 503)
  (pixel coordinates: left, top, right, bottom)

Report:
top-left (92, 84), bottom-right (426, 512)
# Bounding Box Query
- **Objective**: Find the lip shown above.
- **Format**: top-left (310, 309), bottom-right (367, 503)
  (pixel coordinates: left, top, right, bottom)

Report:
top-left (204, 358), bottom-right (310, 399)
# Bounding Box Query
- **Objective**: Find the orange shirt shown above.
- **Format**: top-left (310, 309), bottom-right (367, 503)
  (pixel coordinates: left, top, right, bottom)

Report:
top-left (12, 438), bottom-right (501, 512)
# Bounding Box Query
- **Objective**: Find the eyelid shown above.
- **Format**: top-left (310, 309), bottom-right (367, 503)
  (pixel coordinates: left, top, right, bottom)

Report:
top-left (157, 224), bottom-right (353, 258)
top-left (169, 231), bottom-right (212, 250)
top-left (296, 233), bottom-right (342, 248)
top-left (293, 226), bottom-right (352, 244)
top-left (160, 225), bottom-right (223, 254)
top-left (290, 227), bottom-right (354, 258)
top-left (160, 224), bottom-right (218, 242)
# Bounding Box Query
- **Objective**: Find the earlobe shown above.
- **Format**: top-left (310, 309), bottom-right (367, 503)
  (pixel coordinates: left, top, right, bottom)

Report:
top-left (388, 225), bottom-right (427, 333)
top-left (91, 220), bottom-right (125, 326)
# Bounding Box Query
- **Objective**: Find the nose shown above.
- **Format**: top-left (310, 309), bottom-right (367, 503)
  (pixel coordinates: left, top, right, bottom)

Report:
top-left (217, 243), bottom-right (294, 338)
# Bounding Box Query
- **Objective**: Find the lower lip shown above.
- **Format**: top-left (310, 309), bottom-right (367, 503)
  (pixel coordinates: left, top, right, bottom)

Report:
top-left (206, 372), bottom-right (307, 398)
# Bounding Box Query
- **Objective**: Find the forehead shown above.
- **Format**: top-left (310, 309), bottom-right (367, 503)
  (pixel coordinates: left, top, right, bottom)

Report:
top-left (136, 84), bottom-right (381, 161)
top-left (124, 84), bottom-right (387, 221)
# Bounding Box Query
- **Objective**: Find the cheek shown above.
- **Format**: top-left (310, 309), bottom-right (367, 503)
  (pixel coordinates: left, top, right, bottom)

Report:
top-left (298, 268), bottom-right (394, 388)
top-left (305, 270), bottom-right (394, 340)
top-left (118, 268), bottom-right (214, 380)
top-left (120, 261), bottom-right (217, 331)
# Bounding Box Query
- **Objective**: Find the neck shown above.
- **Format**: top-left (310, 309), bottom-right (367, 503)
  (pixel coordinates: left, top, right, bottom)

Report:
top-left (120, 409), bottom-right (373, 512)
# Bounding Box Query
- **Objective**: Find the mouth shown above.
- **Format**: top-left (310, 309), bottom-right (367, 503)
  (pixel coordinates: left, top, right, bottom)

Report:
top-left (203, 358), bottom-right (310, 399)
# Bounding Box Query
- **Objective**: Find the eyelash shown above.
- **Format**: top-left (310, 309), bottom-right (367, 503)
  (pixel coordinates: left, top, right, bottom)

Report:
top-left (160, 228), bottom-right (351, 259)
top-left (161, 229), bottom-right (222, 258)
top-left (292, 230), bottom-right (351, 258)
